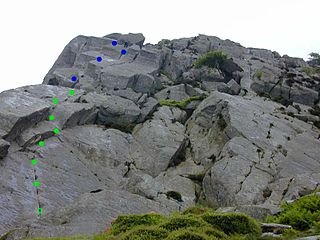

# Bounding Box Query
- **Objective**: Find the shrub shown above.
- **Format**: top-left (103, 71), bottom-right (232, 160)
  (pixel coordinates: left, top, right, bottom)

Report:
top-left (182, 205), bottom-right (215, 216)
top-left (117, 226), bottom-right (169, 240)
top-left (188, 226), bottom-right (228, 239)
top-left (166, 229), bottom-right (210, 240)
top-left (193, 51), bottom-right (228, 69)
top-left (159, 215), bottom-right (210, 232)
top-left (302, 67), bottom-right (320, 76)
top-left (111, 213), bottom-right (165, 235)
top-left (201, 213), bottom-right (261, 236)
top-left (266, 193), bottom-right (320, 231)
top-left (310, 52), bottom-right (320, 65)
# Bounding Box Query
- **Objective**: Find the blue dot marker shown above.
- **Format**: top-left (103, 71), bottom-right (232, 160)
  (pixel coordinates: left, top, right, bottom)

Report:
top-left (97, 56), bottom-right (102, 62)
top-left (121, 49), bottom-right (127, 55)
top-left (112, 40), bottom-right (117, 46)
top-left (71, 76), bottom-right (77, 82)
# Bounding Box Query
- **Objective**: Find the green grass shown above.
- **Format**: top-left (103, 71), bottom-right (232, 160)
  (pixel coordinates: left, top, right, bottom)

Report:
top-left (302, 66), bottom-right (320, 76)
top-left (193, 51), bottom-right (228, 69)
top-left (158, 95), bottom-right (206, 108)
top-left (266, 193), bottom-right (320, 231)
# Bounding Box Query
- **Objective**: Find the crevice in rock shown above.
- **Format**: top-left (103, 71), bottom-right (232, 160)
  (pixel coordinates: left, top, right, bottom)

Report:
top-left (281, 178), bottom-right (294, 200)
top-left (165, 191), bottom-right (183, 202)
top-left (236, 164), bottom-right (254, 195)
top-left (168, 138), bottom-right (189, 168)
top-left (90, 189), bottom-right (103, 193)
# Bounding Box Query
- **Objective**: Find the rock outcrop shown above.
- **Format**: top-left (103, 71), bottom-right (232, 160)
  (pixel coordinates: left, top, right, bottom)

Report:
top-left (0, 33), bottom-right (319, 239)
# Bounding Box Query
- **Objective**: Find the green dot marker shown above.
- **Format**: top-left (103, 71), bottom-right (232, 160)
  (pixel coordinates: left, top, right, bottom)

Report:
top-left (34, 181), bottom-right (40, 187)
top-left (49, 115), bottom-right (55, 121)
top-left (52, 98), bottom-right (59, 105)
top-left (53, 128), bottom-right (60, 135)
top-left (69, 89), bottom-right (75, 96)
top-left (38, 141), bottom-right (45, 147)
top-left (31, 159), bottom-right (37, 165)
top-left (38, 208), bottom-right (43, 215)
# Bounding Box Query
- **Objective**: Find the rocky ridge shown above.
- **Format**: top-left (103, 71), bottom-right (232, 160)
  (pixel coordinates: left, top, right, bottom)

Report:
top-left (0, 33), bottom-right (319, 238)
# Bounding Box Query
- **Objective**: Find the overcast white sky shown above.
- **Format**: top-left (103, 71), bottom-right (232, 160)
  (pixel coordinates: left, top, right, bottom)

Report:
top-left (0, 0), bottom-right (319, 93)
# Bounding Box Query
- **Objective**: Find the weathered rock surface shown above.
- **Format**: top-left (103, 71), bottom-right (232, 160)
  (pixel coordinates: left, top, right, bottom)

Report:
top-left (1, 33), bottom-right (320, 238)
top-left (0, 139), bottom-right (10, 159)
top-left (187, 92), bottom-right (320, 213)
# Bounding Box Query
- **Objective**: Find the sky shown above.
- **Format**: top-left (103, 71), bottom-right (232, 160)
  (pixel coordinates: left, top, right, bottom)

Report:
top-left (0, 0), bottom-right (319, 93)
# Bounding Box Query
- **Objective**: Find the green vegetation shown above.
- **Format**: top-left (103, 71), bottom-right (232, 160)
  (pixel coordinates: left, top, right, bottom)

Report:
top-left (193, 51), bottom-right (228, 69)
top-left (117, 226), bottom-right (169, 240)
top-left (266, 193), bottom-right (320, 231)
top-left (158, 95), bottom-right (206, 108)
top-left (255, 69), bottom-right (264, 80)
top-left (310, 52), bottom-right (320, 65)
top-left (201, 212), bottom-right (262, 236)
top-left (182, 205), bottom-right (215, 215)
top-left (110, 213), bottom-right (165, 235)
top-left (104, 207), bottom-right (262, 240)
top-left (302, 66), bottom-right (320, 76)
top-left (25, 197), bottom-right (320, 240)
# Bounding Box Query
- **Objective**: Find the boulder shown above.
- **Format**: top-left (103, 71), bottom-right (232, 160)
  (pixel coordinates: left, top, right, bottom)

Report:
top-left (227, 79), bottom-right (241, 95)
top-left (131, 119), bottom-right (187, 177)
top-left (261, 223), bottom-right (292, 233)
top-left (0, 90), bottom-right (51, 141)
top-left (216, 205), bottom-right (272, 220)
top-left (80, 92), bottom-right (141, 129)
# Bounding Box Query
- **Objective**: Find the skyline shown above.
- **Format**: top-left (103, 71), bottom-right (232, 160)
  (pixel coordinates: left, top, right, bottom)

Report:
top-left (0, 0), bottom-right (319, 93)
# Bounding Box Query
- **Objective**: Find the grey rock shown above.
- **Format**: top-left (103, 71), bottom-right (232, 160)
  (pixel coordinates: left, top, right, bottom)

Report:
top-left (282, 55), bottom-right (307, 68)
top-left (80, 92), bottom-right (141, 128)
top-left (2, 33), bottom-right (320, 237)
top-left (0, 90), bottom-right (51, 141)
top-left (260, 233), bottom-right (282, 238)
top-left (187, 91), bottom-right (320, 210)
top-left (227, 79), bottom-right (241, 95)
top-left (127, 73), bottom-right (161, 94)
top-left (53, 103), bottom-right (98, 129)
top-left (27, 189), bottom-right (177, 237)
top-left (131, 119), bottom-right (187, 177)
top-left (0, 139), bottom-right (10, 159)
top-left (261, 223), bottom-right (292, 233)
top-left (290, 86), bottom-right (318, 106)
top-left (153, 106), bottom-right (187, 124)
top-left (216, 205), bottom-right (272, 220)
top-left (104, 33), bottom-right (145, 48)
top-left (16, 121), bottom-right (55, 147)
top-left (295, 236), bottom-right (320, 240)
top-left (155, 84), bottom-right (203, 101)
top-left (107, 88), bottom-right (142, 103)
top-left (138, 97), bottom-right (159, 122)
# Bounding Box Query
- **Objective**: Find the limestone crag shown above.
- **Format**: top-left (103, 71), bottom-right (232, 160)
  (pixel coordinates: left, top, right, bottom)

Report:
top-left (0, 33), bottom-right (319, 238)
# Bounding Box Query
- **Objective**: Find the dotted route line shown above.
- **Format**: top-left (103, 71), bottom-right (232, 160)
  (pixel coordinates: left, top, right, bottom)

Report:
top-left (31, 40), bottom-right (126, 217)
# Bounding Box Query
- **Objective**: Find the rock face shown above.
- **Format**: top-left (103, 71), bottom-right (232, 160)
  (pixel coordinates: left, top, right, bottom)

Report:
top-left (0, 33), bottom-right (319, 238)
